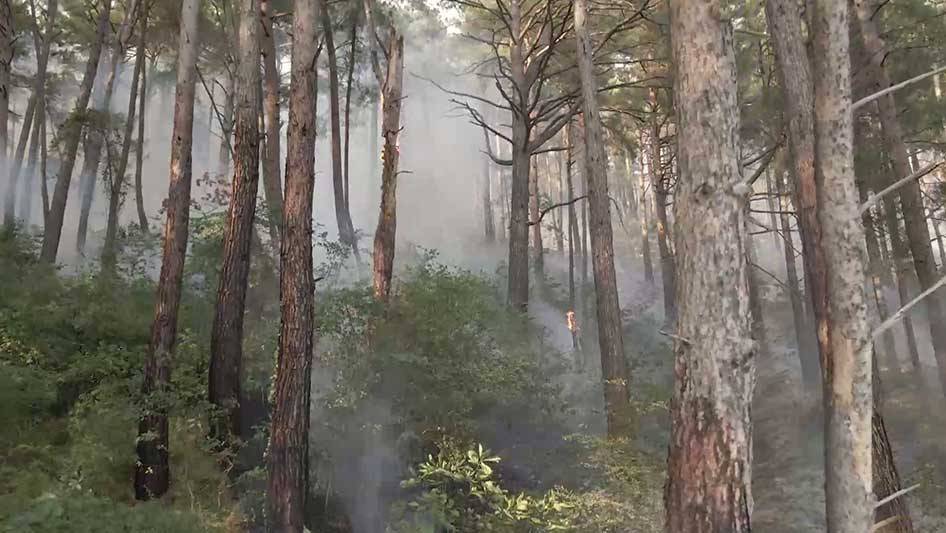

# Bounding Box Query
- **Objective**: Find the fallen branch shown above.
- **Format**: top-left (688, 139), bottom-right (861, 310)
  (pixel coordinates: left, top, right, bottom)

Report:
top-left (659, 329), bottom-right (691, 346)
top-left (875, 483), bottom-right (920, 509)
top-left (853, 64), bottom-right (946, 110)
top-left (860, 161), bottom-right (942, 215)
top-left (873, 275), bottom-right (946, 340)
top-left (528, 195), bottom-right (587, 226)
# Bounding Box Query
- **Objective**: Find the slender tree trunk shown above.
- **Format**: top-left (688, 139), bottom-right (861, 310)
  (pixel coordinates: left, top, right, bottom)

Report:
top-left (208, 0), bottom-right (261, 451)
top-left (76, 0), bottom-right (142, 254)
top-left (631, 148), bottom-right (654, 284)
top-left (0, 0), bottom-right (12, 226)
top-left (881, 193), bottom-right (922, 370)
top-left (481, 128), bottom-right (495, 242)
top-left (775, 159), bottom-right (820, 386)
top-left (41, 0), bottom-right (112, 263)
top-left (574, 0), bottom-right (630, 437)
top-left (505, 0), bottom-right (531, 311)
top-left (320, 0), bottom-right (357, 256)
top-left (854, 0), bottom-right (946, 396)
top-left (4, 95), bottom-right (35, 227)
top-left (101, 10), bottom-right (147, 270)
top-left (40, 116), bottom-right (48, 224)
top-left (813, 3), bottom-right (874, 530)
top-left (135, 20), bottom-right (149, 232)
top-left (555, 153), bottom-right (564, 253)
top-left (369, 98), bottom-right (379, 188)
top-left (343, 9), bottom-right (358, 211)
top-left (260, 0), bottom-right (282, 247)
top-left (22, 0), bottom-right (58, 226)
top-left (529, 156), bottom-right (543, 277)
top-left (766, 0), bottom-right (827, 394)
top-left (134, 0), bottom-right (200, 499)
top-left (665, 4), bottom-right (754, 530)
top-left (650, 102), bottom-right (676, 325)
top-left (371, 31), bottom-right (403, 302)
top-left (218, 72), bottom-right (234, 174)
top-left (266, 0), bottom-right (319, 525)
top-left (565, 131), bottom-right (578, 315)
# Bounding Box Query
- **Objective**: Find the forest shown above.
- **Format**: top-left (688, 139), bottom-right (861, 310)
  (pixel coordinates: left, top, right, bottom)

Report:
top-left (1, 0), bottom-right (946, 531)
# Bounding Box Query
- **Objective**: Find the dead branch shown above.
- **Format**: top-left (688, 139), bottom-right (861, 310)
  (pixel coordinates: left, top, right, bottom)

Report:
top-left (859, 161), bottom-right (943, 215)
top-left (853, 65), bottom-right (946, 110)
top-left (528, 195), bottom-right (587, 226)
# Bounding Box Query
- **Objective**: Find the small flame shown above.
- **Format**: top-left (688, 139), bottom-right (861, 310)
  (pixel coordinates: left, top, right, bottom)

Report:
top-left (566, 310), bottom-right (579, 333)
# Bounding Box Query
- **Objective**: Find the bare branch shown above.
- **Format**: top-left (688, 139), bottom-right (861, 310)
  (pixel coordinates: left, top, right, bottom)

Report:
top-left (528, 194), bottom-right (587, 226)
top-left (873, 274), bottom-right (946, 340)
top-left (859, 161), bottom-right (942, 215)
top-left (853, 65), bottom-right (946, 110)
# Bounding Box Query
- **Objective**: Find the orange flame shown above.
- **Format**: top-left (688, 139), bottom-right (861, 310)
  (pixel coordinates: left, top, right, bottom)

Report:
top-left (566, 310), bottom-right (579, 333)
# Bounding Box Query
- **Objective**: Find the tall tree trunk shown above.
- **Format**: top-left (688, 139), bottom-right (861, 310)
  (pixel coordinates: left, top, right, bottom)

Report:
top-left (209, 0), bottom-right (261, 451)
top-left (371, 31), bottom-right (403, 302)
top-left (649, 98), bottom-right (676, 325)
top-left (574, 0), bottom-right (630, 437)
top-left (881, 191), bottom-right (922, 370)
top-left (218, 72), bottom-right (234, 174)
top-left (320, 0), bottom-right (357, 256)
top-left (766, 0), bottom-right (826, 394)
top-left (41, 0), bottom-right (112, 263)
top-left (266, 0), bottom-right (319, 525)
top-left (343, 9), bottom-right (358, 211)
top-left (630, 147), bottom-right (655, 283)
top-left (505, 0), bottom-right (530, 311)
top-left (22, 0), bottom-right (58, 226)
top-left (529, 156), bottom-right (543, 277)
top-left (134, 0), bottom-right (200, 499)
top-left (40, 116), bottom-right (48, 224)
top-left (4, 95), bottom-right (35, 227)
top-left (872, 376), bottom-right (913, 532)
top-left (665, 3), bottom-right (754, 530)
top-left (775, 158), bottom-right (820, 386)
top-left (854, 0), bottom-right (946, 395)
top-left (101, 10), bottom-right (146, 270)
top-left (812, 4), bottom-right (874, 530)
top-left (76, 0), bottom-right (141, 254)
top-left (0, 0), bottom-right (12, 226)
top-left (260, 0), bottom-right (282, 247)
top-left (554, 153), bottom-right (564, 253)
top-left (565, 129), bottom-right (578, 315)
top-left (135, 16), bottom-right (149, 232)
top-left (482, 129), bottom-right (495, 242)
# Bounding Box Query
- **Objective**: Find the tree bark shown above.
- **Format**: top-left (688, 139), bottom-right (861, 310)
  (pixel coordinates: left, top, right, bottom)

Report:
top-left (101, 8), bottom-right (146, 270)
top-left (630, 147), bottom-right (654, 284)
top-left (266, 0), bottom-right (318, 525)
top-left (481, 128), bottom-right (495, 242)
top-left (41, 0), bottom-right (112, 263)
top-left (665, 4), bottom-right (754, 531)
top-left (766, 0), bottom-right (827, 393)
top-left (218, 71), bottom-right (234, 174)
top-left (76, 0), bottom-right (142, 253)
top-left (880, 190), bottom-right (921, 369)
top-left (4, 95), bottom-right (35, 227)
top-left (775, 158), bottom-right (820, 386)
top-left (208, 0), bottom-right (261, 451)
top-left (260, 0), bottom-right (283, 248)
top-left (135, 14), bottom-right (149, 232)
top-left (854, 0), bottom-right (946, 394)
top-left (370, 28), bottom-right (403, 302)
top-left (343, 9), bottom-right (358, 211)
top-left (134, 0), bottom-right (200, 500)
top-left (649, 96), bottom-right (676, 325)
top-left (320, 0), bottom-right (358, 256)
top-left (0, 0), bottom-right (12, 226)
top-left (529, 156), bottom-right (543, 277)
top-left (22, 0), bottom-right (57, 226)
top-left (574, 0), bottom-right (630, 438)
top-left (813, 3), bottom-right (874, 530)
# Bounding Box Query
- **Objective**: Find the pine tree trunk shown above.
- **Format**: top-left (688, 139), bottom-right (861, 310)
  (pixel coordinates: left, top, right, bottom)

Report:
top-left (102, 3), bottom-right (148, 269)
top-left (505, 1), bottom-right (531, 312)
top-left (320, 0), bottom-right (358, 257)
top-left (4, 95), bottom-right (35, 227)
top-left (650, 102), bottom-right (676, 325)
top-left (371, 31), bottom-right (403, 302)
top-left (135, 13), bottom-right (149, 232)
top-left (343, 10), bottom-right (358, 211)
top-left (23, 0), bottom-right (56, 226)
top-left (260, 0), bottom-right (282, 247)
top-left (881, 194), bottom-right (922, 370)
top-left (77, 0), bottom-right (142, 254)
top-left (266, 0), bottom-right (319, 525)
top-left (574, 0), bottom-right (630, 437)
top-left (41, 0), bottom-right (112, 263)
top-left (481, 127), bottom-right (495, 242)
top-left (665, 4), bottom-right (754, 530)
top-left (208, 0), bottom-right (261, 451)
top-left (631, 148), bottom-right (655, 284)
top-left (775, 160), bottom-right (820, 386)
top-left (766, 0), bottom-right (827, 393)
top-left (813, 3), bottom-right (874, 530)
top-left (218, 72), bottom-right (234, 174)
top-left (529, 156), bottom-right (543, 277)
top-left (854, 0), bottom-right (946, 396)
top-left (134, 0), bottom-right (200, 500)
top-left (0, 0), bottom-right (12, 226)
